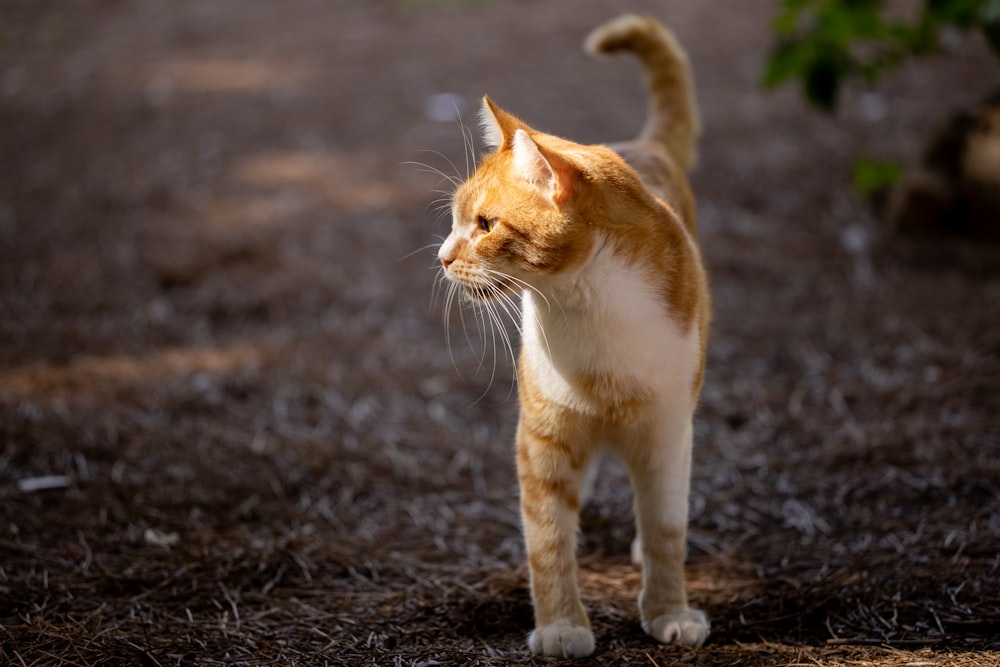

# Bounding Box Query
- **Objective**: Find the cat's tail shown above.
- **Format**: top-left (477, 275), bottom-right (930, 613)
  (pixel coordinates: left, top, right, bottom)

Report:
top-left (585, 14), bottom-right (700, 171)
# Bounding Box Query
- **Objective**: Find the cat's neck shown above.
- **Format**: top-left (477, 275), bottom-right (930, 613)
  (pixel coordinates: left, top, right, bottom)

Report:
top-left (521, 238), bottom-right (675, 353)
top-left (521, 228), bottom-right (682, 323)
top-left (522, 238), bottom-right (616, 319)
top-left (519, 237), bottom-right (700, 412)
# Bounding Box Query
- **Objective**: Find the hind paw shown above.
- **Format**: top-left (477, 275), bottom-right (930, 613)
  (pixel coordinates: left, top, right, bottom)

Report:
top-left (528, 620), bottom-right (595, 658)
top-left (645, 608), bottom-right (710, 647)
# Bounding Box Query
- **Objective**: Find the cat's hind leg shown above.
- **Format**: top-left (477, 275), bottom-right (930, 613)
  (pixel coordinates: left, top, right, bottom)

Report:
top-left (627, 419), bottom-right (710, 647)
top-left (578, 452), bottom-right (601, 508)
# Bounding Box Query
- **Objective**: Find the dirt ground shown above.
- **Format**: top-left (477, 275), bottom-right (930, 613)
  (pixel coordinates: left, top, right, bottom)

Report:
top-left (1, 1), bottom-right (999, 665)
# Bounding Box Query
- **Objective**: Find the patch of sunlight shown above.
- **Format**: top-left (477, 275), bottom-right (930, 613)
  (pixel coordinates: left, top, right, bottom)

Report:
top-left (578, 564), bottom-right (640, 597)
top-left (229, 151), bottom-right (397, 213)
top-left (235, 153), bottom-right (334, 186)
top-left (199, 190), bottom-right (314, 229)
top-left (140, 57), bottom-right (310, 95)
top-left (0, 342), bottom-right (264, 402)
top-left (183, 149), bottom-right (407, 231)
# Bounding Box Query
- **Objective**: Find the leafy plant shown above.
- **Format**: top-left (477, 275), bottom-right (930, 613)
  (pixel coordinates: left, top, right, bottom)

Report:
top-left (765, 0), bottom-right (1000, 196)
top-left (765, 0), bottom-right (1000, 111)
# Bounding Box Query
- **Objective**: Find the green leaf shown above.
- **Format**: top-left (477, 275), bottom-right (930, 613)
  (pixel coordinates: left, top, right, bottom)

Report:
top-left (852, 157), bottom-right (903, 195)
top-left (764, 39), bottom-right (808, 88)
top-left (762, 0), bottom-right (1000, 112)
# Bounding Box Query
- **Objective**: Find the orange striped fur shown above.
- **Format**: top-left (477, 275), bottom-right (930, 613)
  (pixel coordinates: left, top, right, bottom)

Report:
top-left (437, 15), bottom-right (710, 657)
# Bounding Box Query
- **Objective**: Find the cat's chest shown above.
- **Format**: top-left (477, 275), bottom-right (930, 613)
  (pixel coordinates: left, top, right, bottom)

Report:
top-left (520, 250), bottom-right (699, 415)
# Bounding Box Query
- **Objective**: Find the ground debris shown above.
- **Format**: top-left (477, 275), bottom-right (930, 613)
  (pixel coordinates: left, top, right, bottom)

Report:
top-left (1, 0), bottom-right (998, 665)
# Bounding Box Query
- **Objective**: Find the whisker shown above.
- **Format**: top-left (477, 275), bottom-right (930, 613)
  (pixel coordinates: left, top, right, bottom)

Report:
top-left (484, 285), bottom-right (520, 400)
top-left (479, 275), bottom-right (523, 333)
top-left (434, 264), bottom-right (534, 404)
top-left (484, 308), bottom-right (504, 401)
top-left (401, 238), bottom-right (444, 262)
top-left (404, 151), bottom-right (464, 187)
top-left (439, 277), bottom-right (454, 368)
top-left (402, 166), bottom-right (460, 192)
top-left (494, 290), bottom-right (525, 337)
top-left (432, 208), bottom-right (454, 225)
top-left (448, 100), bottom-right (479, 181)
top-left (447, 282), bottom-right (470, 378)
top-left (481, 268), bottom-right (552, 313)
top-left (429, 195), bottom-right (454, 211)
top-left (430, 195), bottom-right (453, 205)
top-left (462, 122), bottom-right (477, 181)
top-left (481, 300), bottom-right (501, 400)
top-left (476, 296), bottom-right (494, 378)
top-left (481, 268), bottom-right (559, 360)
top-left (469, 292), bottom-right (507, 404)
top-left (430, 265), bottom-right (451, 320)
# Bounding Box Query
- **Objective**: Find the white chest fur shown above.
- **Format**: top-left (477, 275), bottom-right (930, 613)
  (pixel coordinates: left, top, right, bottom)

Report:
top-left (521, 243), bottom-right (699, 419)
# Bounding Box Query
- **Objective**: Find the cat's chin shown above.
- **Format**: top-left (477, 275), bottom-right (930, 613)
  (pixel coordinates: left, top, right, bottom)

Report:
top-left (462, 280), bottom-right (518, 303)
top-left (463, 285), bottom-right (501, 303)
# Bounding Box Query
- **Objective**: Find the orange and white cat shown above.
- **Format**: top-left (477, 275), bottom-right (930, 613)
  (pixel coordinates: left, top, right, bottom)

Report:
top-left (437, 15), bottom-right (710, 657)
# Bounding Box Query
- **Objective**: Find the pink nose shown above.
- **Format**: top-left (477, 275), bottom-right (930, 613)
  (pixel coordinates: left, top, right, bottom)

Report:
top-left (439, 244), bottom-right (456, 268)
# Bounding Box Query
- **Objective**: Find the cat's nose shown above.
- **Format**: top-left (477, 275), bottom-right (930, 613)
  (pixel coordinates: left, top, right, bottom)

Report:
top-left (439, 249), bottom-right (455, 268)
top-left (439, 240), bottom-right (458, 268)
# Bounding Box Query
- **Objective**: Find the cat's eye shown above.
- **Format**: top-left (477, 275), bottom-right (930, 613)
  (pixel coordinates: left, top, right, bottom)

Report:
top-left (477, 215), bottom-right (497, 233)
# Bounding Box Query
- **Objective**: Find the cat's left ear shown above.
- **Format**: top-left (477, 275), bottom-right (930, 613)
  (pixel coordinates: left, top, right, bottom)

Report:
top-left (479, 95), bottom-right (521, 151)
top-left (512, 129), bottom-right (576, 206)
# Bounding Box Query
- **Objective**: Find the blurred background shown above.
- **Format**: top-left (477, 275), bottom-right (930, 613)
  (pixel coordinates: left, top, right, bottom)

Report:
top-left (1, 1), bottom-right (998, 665)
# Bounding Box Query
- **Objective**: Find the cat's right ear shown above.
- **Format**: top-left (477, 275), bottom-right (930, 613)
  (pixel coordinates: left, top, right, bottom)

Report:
top-left (479, 95), bottom-right (520, 151)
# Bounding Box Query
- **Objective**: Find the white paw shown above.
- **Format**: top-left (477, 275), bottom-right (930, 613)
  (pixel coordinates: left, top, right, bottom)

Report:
top-left (528, 620), bottom-right (595, 658)
top-left (645, 608), bottom-right (710, 647)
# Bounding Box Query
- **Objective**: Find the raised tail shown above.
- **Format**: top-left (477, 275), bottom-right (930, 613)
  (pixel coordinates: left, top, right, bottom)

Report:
top-left (586, 14), bottom-right (700, 171)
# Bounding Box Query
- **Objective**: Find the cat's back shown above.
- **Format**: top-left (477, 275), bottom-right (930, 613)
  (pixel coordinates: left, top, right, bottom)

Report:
top-left (609, 140), bottom-right (698, 238)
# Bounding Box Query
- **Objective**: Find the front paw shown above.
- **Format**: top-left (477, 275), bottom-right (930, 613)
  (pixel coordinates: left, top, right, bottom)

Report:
top-left (528, 620), bottom-right (595, 658)
top-left (645, 608), bottom-right (710, 647)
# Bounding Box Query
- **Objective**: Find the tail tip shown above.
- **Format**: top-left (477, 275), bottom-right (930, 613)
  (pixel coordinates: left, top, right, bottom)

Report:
top-left (584, 13), bottom-right (654, 57)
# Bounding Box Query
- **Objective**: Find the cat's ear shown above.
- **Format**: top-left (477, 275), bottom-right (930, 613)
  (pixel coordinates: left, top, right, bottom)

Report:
top-left (479, 95), bottom-right (520, 151)
top-left (512, 129), bottom-right (576, 205)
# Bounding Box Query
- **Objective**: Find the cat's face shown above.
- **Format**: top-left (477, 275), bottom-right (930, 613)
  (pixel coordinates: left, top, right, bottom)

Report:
top-left (437, 98), bottom-right (594, 302)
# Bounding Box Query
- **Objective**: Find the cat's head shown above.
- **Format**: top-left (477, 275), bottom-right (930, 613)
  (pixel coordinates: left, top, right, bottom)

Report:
top-left (437, 96), bottom-right (603, 302)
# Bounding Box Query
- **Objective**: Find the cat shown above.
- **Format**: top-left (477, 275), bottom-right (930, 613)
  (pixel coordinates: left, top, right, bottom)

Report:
top-left (436, 14), bottom-right (710, 657)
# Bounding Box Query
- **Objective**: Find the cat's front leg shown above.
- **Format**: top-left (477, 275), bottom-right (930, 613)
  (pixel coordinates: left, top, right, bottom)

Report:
top-left (516, 417), bottom-right (594, 658)
top-left (628, 419), bottom-right (710, 648)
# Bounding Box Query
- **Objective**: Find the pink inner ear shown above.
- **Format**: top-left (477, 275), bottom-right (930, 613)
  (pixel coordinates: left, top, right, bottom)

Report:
top-left (550, 173), bottom-right (574, 205)
top-left (512, 130), bottom-right (554, 186)
top-left (512, 130), bottom-right (576, 205)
